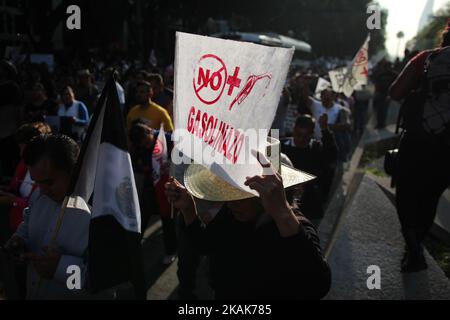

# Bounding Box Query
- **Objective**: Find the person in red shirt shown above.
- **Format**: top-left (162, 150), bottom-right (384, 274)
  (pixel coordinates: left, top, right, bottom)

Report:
top-left (389, 21), bottom-right (450, 273)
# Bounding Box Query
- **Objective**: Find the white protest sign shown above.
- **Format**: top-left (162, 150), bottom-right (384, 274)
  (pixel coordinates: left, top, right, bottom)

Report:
top-left (314, 77), bottom-right (331, 99)
top-left (329, 67), bottom-right (355, 97)
top-left (173, 32), bottom-right (294, 195)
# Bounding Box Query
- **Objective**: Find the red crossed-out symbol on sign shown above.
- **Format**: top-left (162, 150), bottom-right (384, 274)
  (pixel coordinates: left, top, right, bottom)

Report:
top-left (226, 67), bottom-right (241, 96)
top-left (193, 54), bottom-right (228, 105)
top-left (193, 54), bottom-right (246, 105)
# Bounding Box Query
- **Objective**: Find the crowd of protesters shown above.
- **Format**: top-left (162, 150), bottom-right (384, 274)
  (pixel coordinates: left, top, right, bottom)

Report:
top-left (0, 46), bottom-right (409, 300)
top-left (0, 56), bottom-right (180, 298)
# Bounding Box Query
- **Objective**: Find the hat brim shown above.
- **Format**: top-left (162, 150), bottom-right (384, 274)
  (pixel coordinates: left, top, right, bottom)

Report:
top-left (184, 164), bottom-right (316, 202)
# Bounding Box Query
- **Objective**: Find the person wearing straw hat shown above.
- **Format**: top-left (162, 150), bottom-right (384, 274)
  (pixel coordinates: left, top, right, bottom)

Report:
top-left (165, 138), bottom-right (331, 299)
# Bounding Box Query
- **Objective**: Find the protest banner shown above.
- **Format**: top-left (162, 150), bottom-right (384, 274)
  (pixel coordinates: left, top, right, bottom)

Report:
top-left (329, 34), bottom-right (370, 97)
top-left (173, 32), bottom-right (294, 196)
top-left (314, 77), bottom-right (332, 99)
top-left (329, 67), bottom-right (356, 97)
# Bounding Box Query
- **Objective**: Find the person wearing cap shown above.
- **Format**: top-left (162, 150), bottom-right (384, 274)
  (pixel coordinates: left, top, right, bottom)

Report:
top-left (165, 139), bottom-right (331, 299)
top-left (281, 114), bottom-right (338, 223)
top-left (389, 21), bottom-right (450, 273)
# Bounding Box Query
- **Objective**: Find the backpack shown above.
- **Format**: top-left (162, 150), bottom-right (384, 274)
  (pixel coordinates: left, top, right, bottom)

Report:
top-left (422, 46), bottom-right (450, 140)
top-left (397, 47), bottom-right (450, 145)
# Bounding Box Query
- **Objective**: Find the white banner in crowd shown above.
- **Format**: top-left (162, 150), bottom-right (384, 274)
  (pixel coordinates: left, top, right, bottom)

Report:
top-left (329, 34), bottom-right (370, 97)
top-left (314, 77), bottom-right (332, 99)
top-left (329, 67), bottom-right (355, 97)
top-left (173, 32), bottom-right (294, 195)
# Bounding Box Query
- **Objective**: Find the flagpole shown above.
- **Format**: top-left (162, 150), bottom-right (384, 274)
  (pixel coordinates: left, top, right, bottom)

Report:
top-left (170, 172), bottom-right (175, 219)
top-left (50, 196), bottom-right (70, 245)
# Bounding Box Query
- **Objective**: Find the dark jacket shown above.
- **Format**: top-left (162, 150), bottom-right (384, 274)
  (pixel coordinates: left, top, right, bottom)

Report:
top-left (185, 206), bottom-right (331, 300)
top-left (281, 129), bottom-right (338, 217)
top-left (281, 129), bottom-right (337, 177)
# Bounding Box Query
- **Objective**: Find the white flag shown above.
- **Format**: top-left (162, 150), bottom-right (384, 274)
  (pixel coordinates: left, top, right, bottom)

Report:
top-left (314, 77), bottom-right (332, 99)
top-left (351, 34), bottom-right (370, 85)
top-left (328, 34), bottom-right (370, 97)
top-left (329, 67), bottom-right (355, 98)
top-left (67, 77), bottom-right (143, 295)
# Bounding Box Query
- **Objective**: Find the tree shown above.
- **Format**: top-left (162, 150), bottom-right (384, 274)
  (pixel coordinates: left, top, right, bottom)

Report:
top-left (201, 0), bottom-right (387, 58)
top-left (410, 3), bottom-right (450, 51)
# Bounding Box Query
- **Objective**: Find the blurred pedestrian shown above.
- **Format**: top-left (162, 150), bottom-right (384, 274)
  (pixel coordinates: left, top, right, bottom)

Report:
top-left (73, 69), bottom-right (99, 115)
top-left (389, 21), bottom-right (450, 273)
top-left (373, 60), bottom-right (397, 129)
top-left (147, 73), bottom-right (174, 118)
top-left (282, 114), bottom-right (338, 221)
top-left (23, 83), bottom-right (58, 123)
top-left (57, 86), bottom-right (89, 142)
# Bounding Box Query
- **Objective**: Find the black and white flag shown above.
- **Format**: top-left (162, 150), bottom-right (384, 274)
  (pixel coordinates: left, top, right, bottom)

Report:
top-left (66, 76), bottom-right (144, 298)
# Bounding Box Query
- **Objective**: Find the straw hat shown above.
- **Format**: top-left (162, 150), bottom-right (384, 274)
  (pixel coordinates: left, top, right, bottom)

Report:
top-left (184, 137), bottom-right (316, 202)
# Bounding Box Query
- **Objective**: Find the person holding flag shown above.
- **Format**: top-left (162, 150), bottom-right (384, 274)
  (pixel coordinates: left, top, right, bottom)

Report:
top-left (4, 76), bottom-right (145, 299)
top-left (3, 134), bottom-right (91, 299)
top-left (71, 75), bottom-right (145, 298)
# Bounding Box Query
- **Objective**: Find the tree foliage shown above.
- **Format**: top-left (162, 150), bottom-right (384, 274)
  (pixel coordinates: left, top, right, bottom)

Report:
top-left (15, 0), bottom-right (387, 60)
top-left (190, 0), bottom-right (387, 57)
top-left (410, 3), bottom-right (450, 51)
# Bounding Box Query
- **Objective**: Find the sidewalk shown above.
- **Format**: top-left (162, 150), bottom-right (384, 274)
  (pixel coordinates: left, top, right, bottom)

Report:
top-left (325, 174), bottom-right (450, 300)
